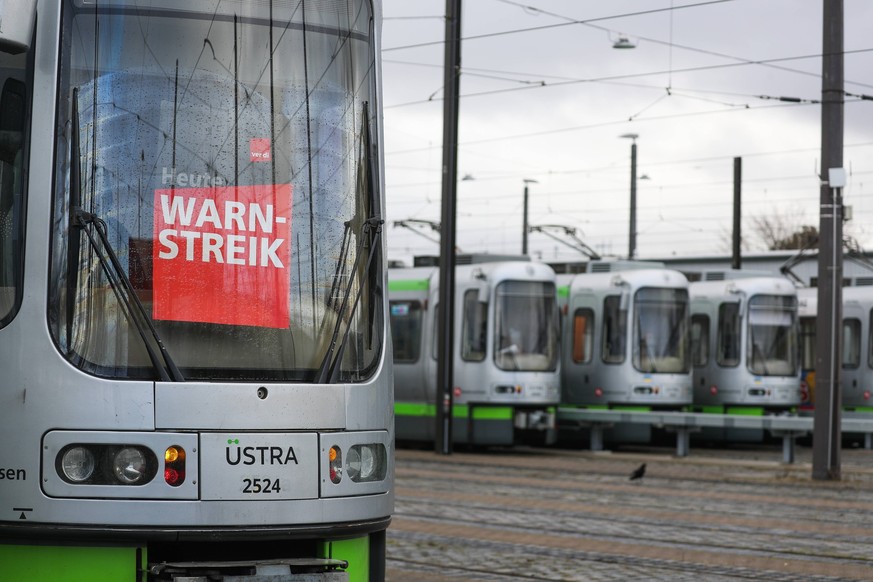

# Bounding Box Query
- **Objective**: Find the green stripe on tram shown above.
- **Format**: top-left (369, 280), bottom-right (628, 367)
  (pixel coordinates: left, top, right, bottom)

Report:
top-left (726, 406), bottom-right (764, 416)
top-left (395, 402), bottom-right (513, 420)
top-left (697, 405), bottom-right (724, 414)
top-left (695, 406), bottom-right (765, 416)
top-left (472, 406), bottom-right (513, 420)
top-left (319, 536), bottom-right (369, 582)
top-left (557, 285), bottom-right (570, 298)
top-left (388, 279), bottom-right (429, 292)
top-left (0, 545), bottom-right (139, 581)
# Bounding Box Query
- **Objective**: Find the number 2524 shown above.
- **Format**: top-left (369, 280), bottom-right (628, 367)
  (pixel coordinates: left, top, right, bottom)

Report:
top-left (243, 478), bottom-right (281, 493)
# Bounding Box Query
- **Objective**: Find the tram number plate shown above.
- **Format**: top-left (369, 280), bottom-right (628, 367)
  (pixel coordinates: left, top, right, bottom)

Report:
top-left (200, 433), bottom-right (318, 500)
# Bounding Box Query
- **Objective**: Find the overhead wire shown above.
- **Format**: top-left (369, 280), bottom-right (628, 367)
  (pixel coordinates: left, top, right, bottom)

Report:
top-left (383, 2), bottom-right (873, 256)
top-left (383, 0), bottom-right (736, 52)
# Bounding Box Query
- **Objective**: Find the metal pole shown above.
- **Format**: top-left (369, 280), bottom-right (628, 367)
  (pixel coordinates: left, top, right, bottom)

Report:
top-left (629, 141), bottom-right (637, 259)
top-left (732, 157), bottom-right (742, 270)
top-left (435, 0), bottom-right (462, 455)
top-left (522, 179), bottom-right (537, 255)
top-left (812, 0), bottom-right (844, 481)
top-left (522, 183), bottom-right (529, 255)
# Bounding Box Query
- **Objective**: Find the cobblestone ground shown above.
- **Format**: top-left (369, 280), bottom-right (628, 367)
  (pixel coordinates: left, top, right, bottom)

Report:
top-left (386, 443), bottom-right (873, 581)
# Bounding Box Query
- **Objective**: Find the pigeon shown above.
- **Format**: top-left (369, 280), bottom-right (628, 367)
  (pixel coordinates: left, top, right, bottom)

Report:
top-left (629, 462), bottom-right (646, 481)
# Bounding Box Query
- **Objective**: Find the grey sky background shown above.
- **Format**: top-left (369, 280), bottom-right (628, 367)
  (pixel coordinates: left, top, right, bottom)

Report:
top-left (379, 0), bottom-right (873, 265)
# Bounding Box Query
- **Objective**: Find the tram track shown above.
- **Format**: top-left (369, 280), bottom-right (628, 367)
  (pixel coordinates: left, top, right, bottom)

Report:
top-left (388, 447), bottom-right (873, 581)
top-left (396, 487), bottom-right (873, 546)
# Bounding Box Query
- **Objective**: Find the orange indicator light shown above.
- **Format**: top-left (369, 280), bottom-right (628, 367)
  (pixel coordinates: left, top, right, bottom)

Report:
top-left (164, 445), bottom-right (186, 487)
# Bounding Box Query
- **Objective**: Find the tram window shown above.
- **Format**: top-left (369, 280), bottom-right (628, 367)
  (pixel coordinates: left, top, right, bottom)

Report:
top-left (461, 290), bottom-right (486, 362)
top-left (572, 309), bottom-right (593, 363)
top-left (843, 318), bottom-right (861, 368)
top-left (800, 316), bottom-right (817, 372)
top-left (691, 314), bottom-right (710, 367)
top-left (747, 295), bottom-right (797, 376)
top-left (389, 301), bottom-right (423, 363)
top-left (633, 287), bottom-right (690, 374)
top-left (494, 280), bottom-right (559, 372)
top-left (869, 310), bottom-right (873, 369)
top-left (0, 64), bottom-right (28, 326)
top-left (716, 302), bottom-right (740, 367)
top-left (601, 296), bottom-right (626, 364)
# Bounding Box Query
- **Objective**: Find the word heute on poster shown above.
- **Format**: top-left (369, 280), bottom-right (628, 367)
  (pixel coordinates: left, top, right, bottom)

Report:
top-left (153, 182), bottom-right (292, 329)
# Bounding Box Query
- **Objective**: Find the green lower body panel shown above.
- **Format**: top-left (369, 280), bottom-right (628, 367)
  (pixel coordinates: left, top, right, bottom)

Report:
top-left (395, 402), bottom-right (517, 445)
top-left (320, 535), bottom-right (371, 582)
top-left (0, 544), bottom-right (143, 582)
top-left (1, 531), bottom-right (385, 581)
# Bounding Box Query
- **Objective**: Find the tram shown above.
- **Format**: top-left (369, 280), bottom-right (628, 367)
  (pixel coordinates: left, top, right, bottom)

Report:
top-left (388, 259), bottom-right (561, 445)
top-left (557, 266), bottom-right (693, 409)
top-left (689, 273), bottom-right (801, 412)
top-left (0, 1), bottom-right (392, 581)
top-left (798, 285), bottom-right (873, 411)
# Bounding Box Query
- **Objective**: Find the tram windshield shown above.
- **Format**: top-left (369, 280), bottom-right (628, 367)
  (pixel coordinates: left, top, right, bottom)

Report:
top-left (48, 0), bottom-right (383, 382)
top-left (633, 287), bottom-right (690, 374)
top-left (747, 295), bottom-right (797, 377)
top-left (494, 281), bottom-right (558, 372)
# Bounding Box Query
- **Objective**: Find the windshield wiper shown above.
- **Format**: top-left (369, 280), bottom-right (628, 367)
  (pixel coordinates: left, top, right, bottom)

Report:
top-left (752, 341), bottom-right (770, 376)
top-left (314, 216), bottom-right (383, 384)
top-left (639, 337), bottom-right (659, 373)
top-left (66, 88), bottom-right (184, 382)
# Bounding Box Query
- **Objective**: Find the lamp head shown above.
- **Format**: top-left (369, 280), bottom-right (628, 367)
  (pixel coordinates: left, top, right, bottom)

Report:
top-left (613, 36), bottom-right (636, 49)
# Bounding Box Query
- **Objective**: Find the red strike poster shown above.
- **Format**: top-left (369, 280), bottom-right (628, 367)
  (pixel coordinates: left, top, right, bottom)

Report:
top-left (152, 184), bottom-right (292, 329)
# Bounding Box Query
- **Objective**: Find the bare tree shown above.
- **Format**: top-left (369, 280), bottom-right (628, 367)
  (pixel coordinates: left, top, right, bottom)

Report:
top-left (748, 208), bottom-right (818, 251)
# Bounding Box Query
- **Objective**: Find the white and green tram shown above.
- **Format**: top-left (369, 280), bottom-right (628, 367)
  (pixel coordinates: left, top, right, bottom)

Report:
top-left (389, 260), bottom-right (561, 446)
top-left (0, 1), bottom-right (393, 580)
top-left (557, 267), bottom-right (693, 410)
top-left (689, 274), bottom-right (801, 411)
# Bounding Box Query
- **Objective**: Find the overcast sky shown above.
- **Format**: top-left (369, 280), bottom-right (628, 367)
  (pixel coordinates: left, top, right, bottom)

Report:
top-left (379, 0), bottom-right (873, 265)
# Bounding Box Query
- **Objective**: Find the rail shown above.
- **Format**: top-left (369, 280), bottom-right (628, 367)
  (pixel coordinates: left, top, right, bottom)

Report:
top-left (557, 408), bottom-right (873, 463)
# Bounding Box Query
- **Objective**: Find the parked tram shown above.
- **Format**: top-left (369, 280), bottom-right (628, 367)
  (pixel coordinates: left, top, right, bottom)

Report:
top-left (0, 2), bottom-right (392, 580)
top-left (689, 274), bottom-right (801, 412)
top-left (797, 286), bottom-right (873, 411)
top-left (389, 260), bottom-right (561, 446)
top-left (557, 266), bottom-right (693, 409)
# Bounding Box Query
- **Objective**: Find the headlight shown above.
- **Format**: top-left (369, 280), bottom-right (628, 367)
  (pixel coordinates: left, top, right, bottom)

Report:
top-left (112, 447), bottom-right (148, 484)
top-left (347, 444), bottom-right (387, 483)
top-left (55, 444), bottom-right (157, 486)
top-left (60, 446), bottom-right (96, 483)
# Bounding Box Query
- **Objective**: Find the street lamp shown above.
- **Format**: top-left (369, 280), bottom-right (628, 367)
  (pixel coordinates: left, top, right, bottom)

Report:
top-left (620, 133), bottom-right (638, 259)
top-left (612, 35), bottom-right (636, 49)
top-left (522, 178), bottom-right (538, 255)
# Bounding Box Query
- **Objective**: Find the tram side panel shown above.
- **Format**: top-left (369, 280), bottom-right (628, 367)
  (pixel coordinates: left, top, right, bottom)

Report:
top-left (389, 268), bottom-right (437, 442)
